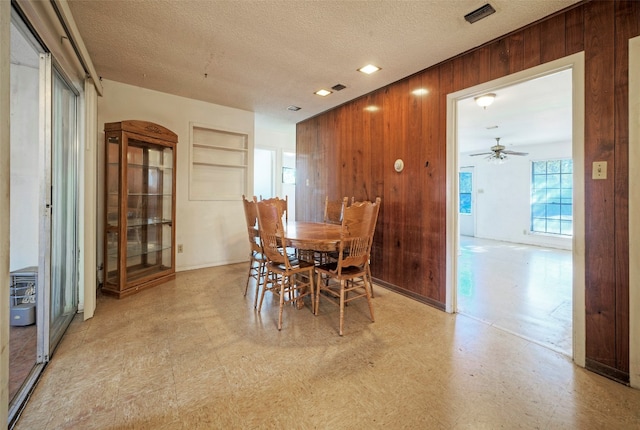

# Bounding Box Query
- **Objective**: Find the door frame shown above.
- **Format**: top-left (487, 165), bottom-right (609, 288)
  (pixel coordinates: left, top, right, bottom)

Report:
top-left (445, 52), bottom-right (586, 367)
top-left (628, 35), bottom-right (640, 388)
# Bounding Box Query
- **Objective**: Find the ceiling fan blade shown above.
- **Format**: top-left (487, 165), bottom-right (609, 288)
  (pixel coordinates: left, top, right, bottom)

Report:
top-left (502, 150), bottom-right (529, 156)
top-left (469, 152), bottom-right (493, 156)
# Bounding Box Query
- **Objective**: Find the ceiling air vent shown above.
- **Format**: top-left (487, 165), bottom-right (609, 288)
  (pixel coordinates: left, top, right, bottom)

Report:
top-left (332, 84), bottom-right (346, 91)
top-left (464, 3), bottom-right (496, 24)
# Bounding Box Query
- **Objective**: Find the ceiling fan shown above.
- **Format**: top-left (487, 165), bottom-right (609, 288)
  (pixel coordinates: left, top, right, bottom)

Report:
top-left (469, 137), bottom-right (529, 160)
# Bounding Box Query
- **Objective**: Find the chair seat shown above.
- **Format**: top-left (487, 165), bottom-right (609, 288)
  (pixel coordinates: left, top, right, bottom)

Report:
top-left (316, 262), bottom-right (364, 277)
top-left (268, 259), bottom-right (315, 272)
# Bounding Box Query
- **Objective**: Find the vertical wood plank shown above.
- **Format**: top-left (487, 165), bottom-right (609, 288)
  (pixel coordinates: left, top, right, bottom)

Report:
top-left (584, 0), bottom-right (617, 369)
top-left (382, 83), bottom-right (407, 284)
top-left (613, 0), bottom-right (640, 374)
top-left (462, 49), bottom-right (481, 90)
top-left (368, 91), bottom-right (385, 278)
top-left (490, 39), bottom-right (510, 80)
top-left (541, 13), bottom-right (567, 63)
top-left (565, 4), bottom-right (585, 55)
top-left (422, 66), bottom-right (445, 301)
top-left (507, 31), bottom-right (525, 74)
top-left (523, 24), bottom-right (541, 69)
top-left (403, 74), bottom-right (425, 292)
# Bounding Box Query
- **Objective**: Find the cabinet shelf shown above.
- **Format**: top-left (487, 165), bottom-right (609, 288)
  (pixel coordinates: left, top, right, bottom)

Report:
top-left (192, 161), bottom-right (248, 168)
top-left (103, 120), bottom-right (177, 299)
top-left (192, 142), bottom-right (247, 152)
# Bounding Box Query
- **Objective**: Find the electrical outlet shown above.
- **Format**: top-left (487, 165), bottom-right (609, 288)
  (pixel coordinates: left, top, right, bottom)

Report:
top-left (177, 244), bottom-right (183, 253)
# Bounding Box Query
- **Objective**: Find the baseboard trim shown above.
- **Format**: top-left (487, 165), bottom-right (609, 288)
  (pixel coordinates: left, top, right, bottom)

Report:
top-left (373, 277), bottom-right (445, 311)
top-left (585, 358), bottom-right (630, 385)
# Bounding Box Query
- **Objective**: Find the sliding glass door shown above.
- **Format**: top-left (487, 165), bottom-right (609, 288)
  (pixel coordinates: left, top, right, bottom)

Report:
top-left (48, 67), bottom-right (79, 349)
top-left (38, 53), bottom-right (79, 359)
top-left (9, 12), bottom-right (79, 423)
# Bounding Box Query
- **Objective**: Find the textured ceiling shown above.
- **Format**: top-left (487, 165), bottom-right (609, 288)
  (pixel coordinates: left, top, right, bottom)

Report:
top-left (66, 0), bottom-right (580, 128)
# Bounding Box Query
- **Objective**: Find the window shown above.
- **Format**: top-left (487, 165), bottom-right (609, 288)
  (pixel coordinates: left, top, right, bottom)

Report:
top-left (459, 172), bottom-right (472, 214)
top-left (531, 159), bottom-right (573, 236)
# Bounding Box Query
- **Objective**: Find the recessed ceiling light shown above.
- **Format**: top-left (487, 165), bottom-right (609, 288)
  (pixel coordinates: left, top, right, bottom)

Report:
top-left (287, 105), bottom-right (301, 111)
top-left (358, 64), bottom-right (380, 74)
top-left (315, 89), bottom-right (332, 97)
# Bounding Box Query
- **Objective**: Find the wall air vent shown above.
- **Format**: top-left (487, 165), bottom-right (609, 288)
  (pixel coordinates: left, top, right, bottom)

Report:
top-left (464, 3), bottom-right (496, 24)
top-left (332, 84), bottom-right (346, 91)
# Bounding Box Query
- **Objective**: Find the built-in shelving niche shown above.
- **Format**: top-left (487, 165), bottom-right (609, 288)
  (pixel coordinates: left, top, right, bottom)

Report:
top-left (189, 123), bottom-right (248, 200)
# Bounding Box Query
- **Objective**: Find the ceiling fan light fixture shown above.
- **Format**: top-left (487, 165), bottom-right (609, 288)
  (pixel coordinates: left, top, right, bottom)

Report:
top-left (474, 93), bottom-right (496, 108)
top-left (487, 152), bottom-right (507, 164)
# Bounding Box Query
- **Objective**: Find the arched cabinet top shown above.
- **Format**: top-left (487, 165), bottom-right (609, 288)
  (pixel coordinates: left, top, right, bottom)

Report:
top-left (104, 120), bottom-right (178, 143)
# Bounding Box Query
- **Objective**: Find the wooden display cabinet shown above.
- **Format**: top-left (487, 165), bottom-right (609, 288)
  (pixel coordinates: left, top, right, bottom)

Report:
top-left (103, 120), bottom-right (177, 298)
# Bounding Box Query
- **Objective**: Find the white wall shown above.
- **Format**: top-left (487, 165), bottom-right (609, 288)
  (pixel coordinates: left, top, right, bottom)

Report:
top-left (254, 113), bottom-right (296, 219)
top-left (460, 140), bottom-right (572, 250)
top-left (97, 80), bottom-right (255, 272)
top-left (9, 62), bottom-right (39, 271)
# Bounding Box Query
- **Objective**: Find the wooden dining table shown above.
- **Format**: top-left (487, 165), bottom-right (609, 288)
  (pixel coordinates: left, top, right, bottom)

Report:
top-left (283, 221), bottom-right (342, 253)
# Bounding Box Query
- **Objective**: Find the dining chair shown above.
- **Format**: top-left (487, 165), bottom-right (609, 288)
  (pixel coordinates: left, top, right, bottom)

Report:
top-left (260, 195), bottom-right (288, 224)
top-left (254, 197), bottom-right (315, 330)
top-left (314, 197), bottom-right (381, 335)
top-left (323, 196), bottom-right (347, 224)
top-left (351, 197), bottom-right (382, 298)
top-left (242, 195), bottom-right (267, 308)
top-left (316, 196), bottom-right (349, 264)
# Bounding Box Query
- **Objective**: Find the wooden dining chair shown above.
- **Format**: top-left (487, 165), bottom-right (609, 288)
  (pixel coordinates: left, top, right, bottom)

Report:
top-left (350, 197), bottom-right (382, 298)
top-left (259, 195), bottom-right (288, 224)
top-left (314, 197), bottom-right (381, 335)
top-left (242, 195), bottom-right (267, 308)
top-left (254, 197), bottom-right (315, 330)
top-left (323, 196), bottom-right (347, 224)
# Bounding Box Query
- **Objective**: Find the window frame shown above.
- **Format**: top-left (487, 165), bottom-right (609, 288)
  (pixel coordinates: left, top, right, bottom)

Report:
top-left (530, 158), bottom-right (573, 237)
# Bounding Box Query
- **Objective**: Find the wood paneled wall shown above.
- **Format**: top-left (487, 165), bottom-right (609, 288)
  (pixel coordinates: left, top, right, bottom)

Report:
top-left (296, 1), bottom-right (640, 379)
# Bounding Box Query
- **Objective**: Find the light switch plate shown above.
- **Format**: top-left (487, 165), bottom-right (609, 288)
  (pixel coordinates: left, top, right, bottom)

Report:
top-left (592, 161), bottom-right (607, 180)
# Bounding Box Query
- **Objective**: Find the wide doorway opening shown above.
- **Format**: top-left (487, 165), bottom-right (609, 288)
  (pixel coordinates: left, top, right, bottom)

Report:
top-left (446, 54), bottom-right (586, 363)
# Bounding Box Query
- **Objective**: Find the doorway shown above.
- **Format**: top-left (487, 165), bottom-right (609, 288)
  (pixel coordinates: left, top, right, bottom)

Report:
top-left (445, 53), bottom-right (586, 365)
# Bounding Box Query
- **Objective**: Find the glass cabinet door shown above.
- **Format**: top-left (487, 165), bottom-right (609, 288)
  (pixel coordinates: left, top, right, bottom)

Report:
top-left (125, 141), bottom-right (173, 282)
top-left (105, 138), bottom-right (120, 287)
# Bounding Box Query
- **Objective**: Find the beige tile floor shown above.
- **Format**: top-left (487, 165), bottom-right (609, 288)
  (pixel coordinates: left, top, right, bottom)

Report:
top-left (13, 262), bottom-right (640, 429)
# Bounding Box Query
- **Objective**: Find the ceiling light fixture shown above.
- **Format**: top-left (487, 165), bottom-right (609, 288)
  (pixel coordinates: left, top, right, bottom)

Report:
top-left (358, 64), bottom-right (380, 74)
top-left (474, 93), bottom-right (496, 108)
top-left (315, 89), bottom-right (332, 97)
top-left (486, 151), bottom-right (507, 164)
